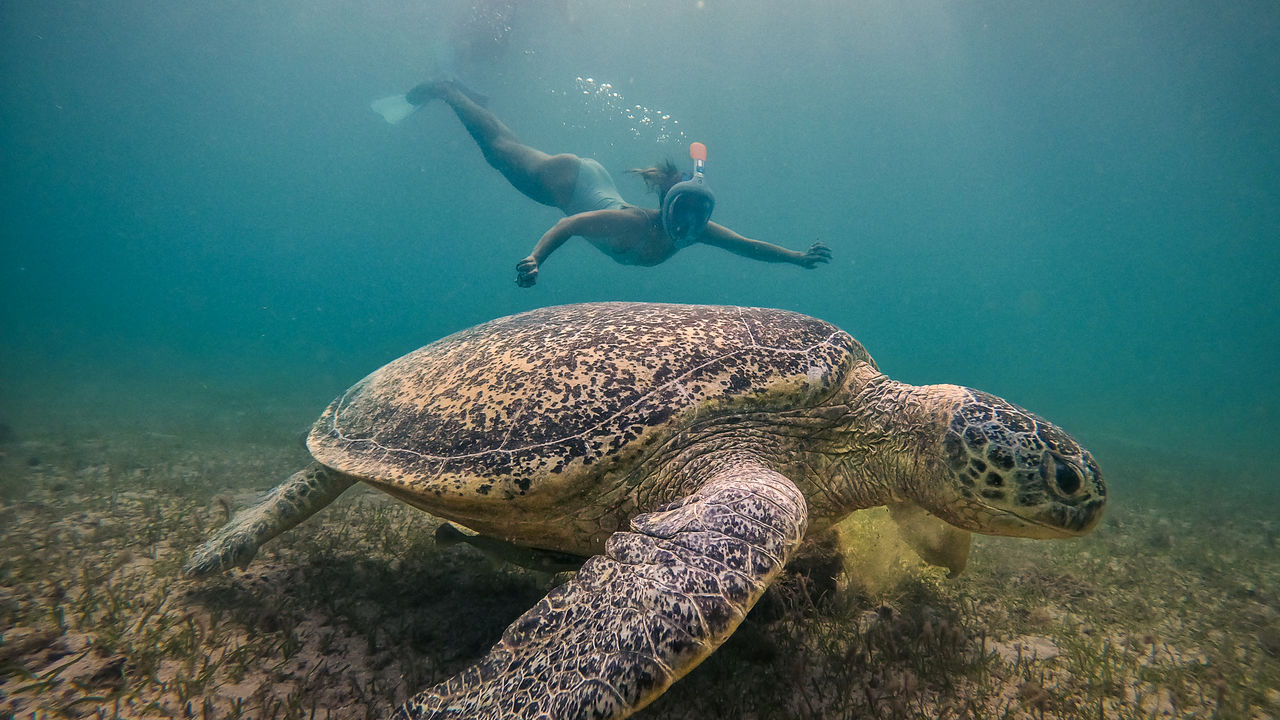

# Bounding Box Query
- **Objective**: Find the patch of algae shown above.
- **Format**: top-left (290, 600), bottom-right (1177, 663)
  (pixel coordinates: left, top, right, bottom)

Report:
top-left (1, 430), bottom-right (1277, 719)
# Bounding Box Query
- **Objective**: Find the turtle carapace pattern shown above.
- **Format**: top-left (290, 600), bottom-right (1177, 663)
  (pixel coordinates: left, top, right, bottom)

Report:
top-left (184, 302), bottom-right (1106, 720)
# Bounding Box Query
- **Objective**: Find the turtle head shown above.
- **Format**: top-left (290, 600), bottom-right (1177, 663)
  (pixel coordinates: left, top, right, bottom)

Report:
top-left (911, 386), bottom-right (1106, 539)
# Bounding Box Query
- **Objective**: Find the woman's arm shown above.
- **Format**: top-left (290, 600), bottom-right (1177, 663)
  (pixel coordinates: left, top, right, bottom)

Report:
top-left (698, 223), bottom-right (831, 268)
top-left (516, 210), bottom-right (643, 287)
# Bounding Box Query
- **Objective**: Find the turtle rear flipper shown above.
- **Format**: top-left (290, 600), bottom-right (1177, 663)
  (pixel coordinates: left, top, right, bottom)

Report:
top-left (393, 457), bottom-right (808, 720)
top-left (183, 462), bottom-right (356, 576)
top-left (434, 523), bottom-right (586, 575)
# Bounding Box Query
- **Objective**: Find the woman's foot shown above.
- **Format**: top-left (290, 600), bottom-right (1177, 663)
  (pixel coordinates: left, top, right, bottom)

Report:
top-left (405, 80), bottom-right (449, 106)
top-left (406, 79), bottom-right (489, 107)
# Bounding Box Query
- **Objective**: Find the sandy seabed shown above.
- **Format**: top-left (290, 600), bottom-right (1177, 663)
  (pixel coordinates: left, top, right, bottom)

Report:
top-left (1, 417), bottom-right (1277, 720)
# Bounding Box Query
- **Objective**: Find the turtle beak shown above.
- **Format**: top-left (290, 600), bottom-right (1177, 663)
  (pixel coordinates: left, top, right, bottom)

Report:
top-left (987, 506), bottom-right (1099, 539)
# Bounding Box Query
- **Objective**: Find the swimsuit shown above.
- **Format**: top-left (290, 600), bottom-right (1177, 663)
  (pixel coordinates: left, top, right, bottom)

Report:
top-left (565, 158), bottom-right (628, 215)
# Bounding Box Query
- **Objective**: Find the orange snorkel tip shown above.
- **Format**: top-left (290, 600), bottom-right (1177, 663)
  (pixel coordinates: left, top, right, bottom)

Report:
top-left (688, 142), bottom-right (707, 180)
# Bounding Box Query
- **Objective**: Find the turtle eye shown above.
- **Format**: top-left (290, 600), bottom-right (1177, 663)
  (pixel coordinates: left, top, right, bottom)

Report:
top-left (1041, 452), bottom-right (1084, 499)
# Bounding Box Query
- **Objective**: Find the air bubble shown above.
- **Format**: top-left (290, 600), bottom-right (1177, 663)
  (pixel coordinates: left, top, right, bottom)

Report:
top-left (571, 76), bottom-right (687, 145)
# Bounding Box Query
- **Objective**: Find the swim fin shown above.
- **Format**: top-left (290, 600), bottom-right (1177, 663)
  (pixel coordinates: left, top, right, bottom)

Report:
top-left (370, 93), bottom-right (419, 124)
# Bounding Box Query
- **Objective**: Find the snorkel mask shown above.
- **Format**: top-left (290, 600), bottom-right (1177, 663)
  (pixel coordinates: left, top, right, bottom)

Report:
top-left (661, 142), bottom-right (715, 245)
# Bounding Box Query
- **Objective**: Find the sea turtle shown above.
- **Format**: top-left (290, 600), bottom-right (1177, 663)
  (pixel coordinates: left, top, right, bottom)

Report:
top-left (185, 301), bottom-right (1105, 719)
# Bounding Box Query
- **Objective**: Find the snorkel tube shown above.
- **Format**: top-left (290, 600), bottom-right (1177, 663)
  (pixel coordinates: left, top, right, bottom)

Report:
top-left (661, 142), bottom-right (716, 244)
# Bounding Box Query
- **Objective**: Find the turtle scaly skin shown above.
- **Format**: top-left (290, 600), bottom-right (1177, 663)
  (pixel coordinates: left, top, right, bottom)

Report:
top-left (396, 464), bottom-right (806, 719)
top-left (184, 302), bottom-right (1105, 719)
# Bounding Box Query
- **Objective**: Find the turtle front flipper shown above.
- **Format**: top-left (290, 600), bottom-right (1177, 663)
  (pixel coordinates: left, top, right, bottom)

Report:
top-left (393, 457), bottom-right (808, 720)
top-left (184, 462), bottom-right (357, 576)
top-left (887, 501), bottom-right (972, 577)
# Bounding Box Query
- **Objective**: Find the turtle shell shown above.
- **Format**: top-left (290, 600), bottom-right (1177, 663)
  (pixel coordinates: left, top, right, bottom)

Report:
top-left (308, 302), bottom-right (870, 503)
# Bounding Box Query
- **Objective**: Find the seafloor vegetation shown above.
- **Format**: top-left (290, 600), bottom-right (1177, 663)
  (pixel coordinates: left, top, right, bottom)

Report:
top-left (1, 427), bottom-right (1277, 719)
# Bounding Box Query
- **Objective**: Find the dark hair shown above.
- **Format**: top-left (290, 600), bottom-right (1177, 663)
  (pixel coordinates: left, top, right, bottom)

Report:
top-left (628, 159), bottom-right (682, 203)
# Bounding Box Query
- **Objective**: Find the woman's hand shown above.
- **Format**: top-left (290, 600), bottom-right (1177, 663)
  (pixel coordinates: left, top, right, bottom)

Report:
top-left (516, 256), bottom-right (540, 287)
top-left (796, 242), bottom-right (832, 268)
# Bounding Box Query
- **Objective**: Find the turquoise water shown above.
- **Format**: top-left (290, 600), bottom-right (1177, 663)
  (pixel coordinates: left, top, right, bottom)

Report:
top-left (2, 0), bottom-right (1277, 476)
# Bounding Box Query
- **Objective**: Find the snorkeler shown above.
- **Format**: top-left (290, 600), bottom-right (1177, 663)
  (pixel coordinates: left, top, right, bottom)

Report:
top-left (372, 80), bottom-right (831, 287)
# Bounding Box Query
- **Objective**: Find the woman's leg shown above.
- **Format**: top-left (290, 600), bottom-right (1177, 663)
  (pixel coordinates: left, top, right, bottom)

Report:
top-left (410, 81), bottom-right (580, 211)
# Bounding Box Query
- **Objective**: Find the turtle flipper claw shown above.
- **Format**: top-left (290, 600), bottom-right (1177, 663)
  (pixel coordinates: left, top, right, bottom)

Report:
top-left (183, 526), bottom-right (261, 576)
